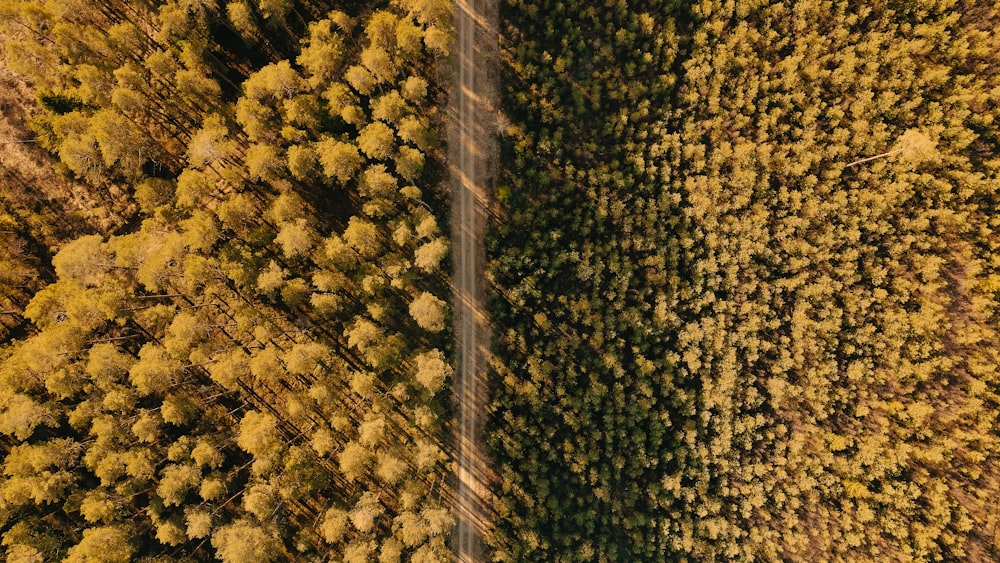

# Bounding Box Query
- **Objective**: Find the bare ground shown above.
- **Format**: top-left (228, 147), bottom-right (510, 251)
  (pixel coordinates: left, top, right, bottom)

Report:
top-left (0, 63), bottom-right (133, 240)
top-left (449, 0), bottom-right (499, 558)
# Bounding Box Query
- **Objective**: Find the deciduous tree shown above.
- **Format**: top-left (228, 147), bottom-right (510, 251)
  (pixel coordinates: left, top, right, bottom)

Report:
top-left (64, 526), bottom-right (134, 563)
top-left (211, 520), bottom-right (282, 563)
top-left (409, 292), bottom-right (446, 332)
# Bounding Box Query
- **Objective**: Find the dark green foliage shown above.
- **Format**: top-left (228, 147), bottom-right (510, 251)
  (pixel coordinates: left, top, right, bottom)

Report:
top-left (37, 91), bottom-right (87, 115)
top-left (489, 0), bottom-right (1000, 560)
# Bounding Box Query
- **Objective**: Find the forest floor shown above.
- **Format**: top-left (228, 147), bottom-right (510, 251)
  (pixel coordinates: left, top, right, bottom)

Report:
top-left (0, 66), bottom-right (127, 242)
top-left (450, 0), bottom-right (498, 557)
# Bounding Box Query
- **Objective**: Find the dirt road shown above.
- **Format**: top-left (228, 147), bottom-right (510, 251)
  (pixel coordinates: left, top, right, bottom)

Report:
top-left (451, 0), bottom-right (497, 558)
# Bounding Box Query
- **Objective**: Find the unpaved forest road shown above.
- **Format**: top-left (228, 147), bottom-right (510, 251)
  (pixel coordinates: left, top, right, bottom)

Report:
top-left (451, 0), bottom-right (497, 557)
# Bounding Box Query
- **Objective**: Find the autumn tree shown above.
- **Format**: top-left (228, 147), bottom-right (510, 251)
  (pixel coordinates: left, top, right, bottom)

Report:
top-left (317, 138), bottom-right (363, 184)
top-left (413, 349), bottom-right (450, 394)
top-left (64, 526), bottom-right (135, 563)
top-left (211, 520), bottom-right (283, 563)
top-left (409, 292), bottom-right (447, 332)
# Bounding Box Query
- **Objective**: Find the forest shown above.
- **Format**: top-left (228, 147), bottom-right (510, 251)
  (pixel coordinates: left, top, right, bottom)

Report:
top-left (488, 0), bottom-right (1000, 560)
top-left (4, 0), bottom-right (1000, 561)
top-left (0, 0), bottom-right (455, 561)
